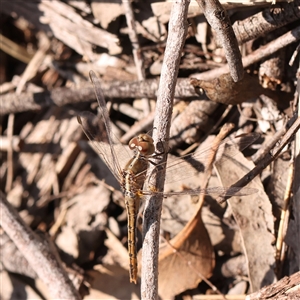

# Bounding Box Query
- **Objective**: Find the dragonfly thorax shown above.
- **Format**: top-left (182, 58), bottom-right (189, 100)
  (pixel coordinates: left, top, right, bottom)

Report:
top-left (129, 134), bottom-right (155, 156)
top-left (121, 134), bottom-right (155, 195)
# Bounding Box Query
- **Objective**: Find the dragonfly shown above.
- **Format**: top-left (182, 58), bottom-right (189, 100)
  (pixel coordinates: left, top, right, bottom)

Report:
top-left (77, 70), bottom-right (259, 284)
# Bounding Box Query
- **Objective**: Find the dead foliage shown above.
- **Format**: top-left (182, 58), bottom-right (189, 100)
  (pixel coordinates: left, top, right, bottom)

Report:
top-left (0, 0), bottom-right (300, 299)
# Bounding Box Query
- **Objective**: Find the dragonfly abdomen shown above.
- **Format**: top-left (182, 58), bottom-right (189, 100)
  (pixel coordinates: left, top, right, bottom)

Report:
top-left (121, 154), bottom-right (149, 284)
top-left (125, 194), bottom-right (140, 284)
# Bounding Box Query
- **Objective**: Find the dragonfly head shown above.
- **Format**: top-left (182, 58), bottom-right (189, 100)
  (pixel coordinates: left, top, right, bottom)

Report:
top-left (129, 134), bottom-right (155, 156)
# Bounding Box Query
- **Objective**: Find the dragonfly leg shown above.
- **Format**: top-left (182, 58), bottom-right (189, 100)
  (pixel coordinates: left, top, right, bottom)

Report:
top-left (148, 141), bottom-right (166, 166)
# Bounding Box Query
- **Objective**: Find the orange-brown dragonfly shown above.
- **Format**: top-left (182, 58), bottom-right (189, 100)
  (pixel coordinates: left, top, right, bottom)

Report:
top-left (77, 70), bottom-right (258, 284)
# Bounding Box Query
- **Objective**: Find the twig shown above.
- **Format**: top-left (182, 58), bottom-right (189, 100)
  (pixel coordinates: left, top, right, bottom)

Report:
top-left (233, 0), bottom-right (300, 45)
top-left (293, 84), bottom-right (300, 271)
top-left (15, 32), bottom-right (50, 94)
top-left (251, 118), bottom-right (288, 163)
top-left (5, 33), bottom-right (51, 193)
top-left (122, 0), bottom-right (151, 113)
top-left (275, 160), bottom-right (294, 276)
top-left (289, 42), bottom-right (300, 66)
top-left (217, 115), bottom-right (300, 204)
top-left (0, 33), bottom-right (33, 63)
top-left (0, 78), bottom-right (201, 115)
top-left (2, 1), bottom-right (121, 56)
top-left (195, 25), bottom-right (300, 81)
top-left (246, 271), bottom-right (300, 300)
top-left (0, 135), bottom-right (22, 152)
top-left (0, 191), bottom-right (81, 299)
top-left (179, 105), bottom-right (233, 156)
top-left (195, 0), bottom-right (243, 82)
top-left (1, 233), bottom-right (38, 278)
top-left (5, 114), bottom-right (14, 192)
top-left (162, 124), bottom-right (235, 300)
top-left (141, 1), bottom-right (190, 299)
top-left (152, 0), bottom-right (295, 21)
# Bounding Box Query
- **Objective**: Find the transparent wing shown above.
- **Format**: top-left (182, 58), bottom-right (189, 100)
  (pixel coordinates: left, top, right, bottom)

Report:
top-left (77, 71), bottom-right (128, 182)
top-left (164, 132), bottom-right (260, 185)
top-left (141, 186), bottom-right (257, 197)
top-left (140, 132), bottom-right (260, 196)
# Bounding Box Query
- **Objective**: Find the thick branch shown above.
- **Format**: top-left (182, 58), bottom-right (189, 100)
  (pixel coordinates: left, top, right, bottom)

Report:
top-left (141, 1), bottom-right (190, 299)
top-left (0, 78), bottom-right (200, 115)
top-left (233, 0), bottom-right (300, 45)
top-left (0, 191), bottom-right (81, 300)
top-left (246, 271), bottom-right (300, 300)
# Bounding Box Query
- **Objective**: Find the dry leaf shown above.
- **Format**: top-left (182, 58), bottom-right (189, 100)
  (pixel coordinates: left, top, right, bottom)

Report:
top-left (158, 200), bottom-right (215, 299)
top-left (86, 265), bottom-right (140, 299)
top-left (215, 145), bottom-right (276, 292)
top-left (91, 0), bottom-right (124, 29)
top-left (56, 185), bottom-right (110, 264)
top-left (83, 229), bottom-right (141, 299)
top-left (190, 73), bottom-right (265, 105)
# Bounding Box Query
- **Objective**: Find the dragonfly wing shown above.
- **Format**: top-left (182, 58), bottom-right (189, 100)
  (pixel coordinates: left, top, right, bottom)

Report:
top-left (90, 71), bottom-right (127, 172)
top-left (147, 132), bottom-right (260, 187)
top-left (78, 70), bottom-right (138, 181)
top-left (141, 186), bottom-right (257, 197)
top-left (77, 111), bottom-right (124, 181)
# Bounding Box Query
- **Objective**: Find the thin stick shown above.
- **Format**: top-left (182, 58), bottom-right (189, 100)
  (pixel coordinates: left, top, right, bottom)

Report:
top-left (122, 0), bottom-right (151, 113)
top-left (275, 160), bottom-right (294, 276)
top-left (251, 119), bottom-right (288, 163)
top-left (195, 25), bottom-right (300, 81)
top-left (180, 105), bottom-right (233, 156)
top-left (5, 33), bottom-right (50, 192)
top-left (217, 115), bottom-right (300, 204)
top-left (195, 0), bottom-right (243, 82)
top-left (293, 82), bottom-right (300, 271)
top-left (5, 114), bottom-right (14, 192)
top-left (141, 1), bottom-right (190, 299)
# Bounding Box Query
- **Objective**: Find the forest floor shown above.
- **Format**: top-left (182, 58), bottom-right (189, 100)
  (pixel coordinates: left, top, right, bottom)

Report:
top-left (1, 1), bottom-right (300, 299)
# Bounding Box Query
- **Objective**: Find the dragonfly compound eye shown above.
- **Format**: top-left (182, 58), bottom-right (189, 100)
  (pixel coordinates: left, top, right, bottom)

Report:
top-left (129, 137), bottom-right (139, 150)
top-left (129, 134), bottom-right (155, 155)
